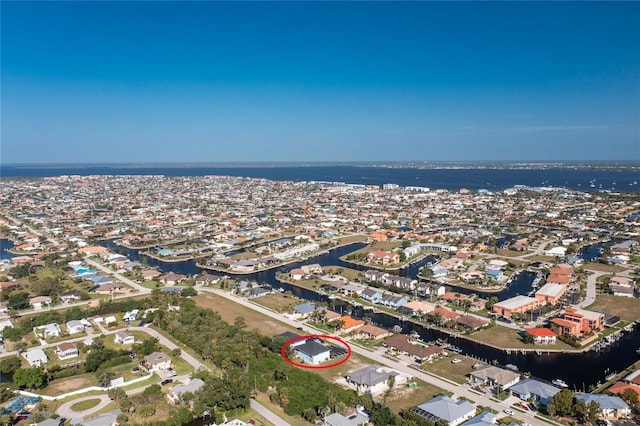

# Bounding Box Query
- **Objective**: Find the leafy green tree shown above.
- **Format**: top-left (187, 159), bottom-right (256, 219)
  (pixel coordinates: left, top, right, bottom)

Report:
top-left (548, 389), bottom-right (574, 417)
top-left (181, 287), bottom-right (197, 297)
top-left (13, 367), bottom-right (46, 389)
top-left (143, 384), bottom-right (162, 396)
top-left (7, 293), bottom-right (30, 311)
top-left (485, 296), bottom-right (499, 310)
top-left (620, 388), bottom-right (638, 405)
top-left (0, 357), bottom-right (21, 374)
top-left (133, 337), bottom-right (159, 357)
top-left (585, 400), bottom-right (601, 423)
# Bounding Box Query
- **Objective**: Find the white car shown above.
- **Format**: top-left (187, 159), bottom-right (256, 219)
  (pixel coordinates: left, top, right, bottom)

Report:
top-left (451, 357), bottom-right (463, 364)
top-left (503, 409), bottom-right (515, 416)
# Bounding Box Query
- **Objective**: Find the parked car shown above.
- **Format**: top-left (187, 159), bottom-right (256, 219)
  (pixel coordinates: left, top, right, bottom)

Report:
top-left (451, 358), bottom-right (463, 364)
top-left (160, 379), bottom-right (173, 385)
top-left (503, 409), bottom-right (515, 416)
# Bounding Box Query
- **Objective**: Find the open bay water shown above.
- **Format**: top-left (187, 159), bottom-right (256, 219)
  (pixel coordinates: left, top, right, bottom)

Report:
top-left (2, 164), bottom-right (639, 192)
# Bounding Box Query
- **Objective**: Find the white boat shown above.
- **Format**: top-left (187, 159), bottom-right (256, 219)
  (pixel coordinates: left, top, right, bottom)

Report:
top-left (552, 379), bottom-right (568, 388)
top-left (505, 364), bottom-right (519, 371)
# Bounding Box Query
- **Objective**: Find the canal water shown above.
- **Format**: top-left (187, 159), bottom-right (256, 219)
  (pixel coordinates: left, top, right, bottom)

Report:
top-left (0, 239), bottom-right (17, 261)
top-left (98, 240), bottom-right (640, 388)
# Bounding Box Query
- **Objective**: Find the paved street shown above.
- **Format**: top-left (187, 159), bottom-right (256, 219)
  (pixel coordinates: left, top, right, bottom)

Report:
top-left (199, 287), bottom-right (558, 426)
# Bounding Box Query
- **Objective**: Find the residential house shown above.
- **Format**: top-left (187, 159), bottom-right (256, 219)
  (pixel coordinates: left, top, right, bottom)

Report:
top-left (195, 273), bottom-right (220, 285)
top-left (378, 294), bottom-right (408, 309)
top-left (289, 268), bottom-right (304, 280)
top-left (30, 296), bottom-right (52, 309)
top-left (66, 320), bottom-right (85, 335)
top-left (292, 339), bottom-right (331, 365)
top-left (574, 394), bottom-right (631, 419)
top-left (24, 348), bottom-right (48, 367)
top-left (551, 307), bottom-right (605, 337)
top-left (346, 364), bottom-right (397, 396)
top-left (300, 264), bottom-right (322, 274)
top-left (168, 378), bottom-right (205, 403)
top-left (360, 287), bottom-right (383, 303)
top-left (55, 342), bottom-right (79, 360)
top-left (509, 378), bottom-right (561, 406)
top-left (33, 323), bottom-right (61, 339)
top-left (292, 302), bottom-right (316, 318)
top-left (114, 330), bottom-right (135, 344)
top-left (412, 395), bottom-right (476, 426)
top-left (455, 315), bottom-right (490, 331)
top-left (383, 275), bottom-right (417, 291)
top-left (76, 408), bottom-right (122, 426)
top-left (430, 265), bottom-right (448, 278)
top-left (340, 282), bottom-right (366, 297)
top-left (399, 300), bottom-right (436, 316)
top-left (608, 276), bottom-right (635, 298)
top-left (353, 324), bottom-right (392, 340)
top-left (416, 282), bottom-right (446, 298)
top-left (337, 316), bottom-right (365, 334)
top-left (383, 334), bottom-right (443, 362)
top-left (468, 366), bottom-right (521, 390)
top-left (159, 272), bottom-right (187, 286)
top-left (463, 412), bottom-right (497, 426)
top-left (367, 250), bottom-right (400, 265)
top-left (523, 328), bottom-right (557, 344)
top-left (365, 270), bottom-right (388, 283)
top-left (324, 406), bottom-right (370, 426)
top-left (141, 351), bottom-right (172, 372)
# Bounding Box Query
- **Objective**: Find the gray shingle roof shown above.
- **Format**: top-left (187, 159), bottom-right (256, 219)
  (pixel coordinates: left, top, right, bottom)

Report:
top-left (413, 395), bottom-right (476, 423)
top-left (346, 364), bottom-right (393, 387)
top-left (296, 340), bottom-right (330, 357)
top-left (575, 393), bottom-right (629, 409)
top-left (509, 378), bottom-right (561, 399)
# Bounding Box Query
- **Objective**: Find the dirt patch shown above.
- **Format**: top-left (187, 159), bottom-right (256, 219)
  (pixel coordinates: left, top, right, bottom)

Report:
top-left (43, 374), bottom-right (97, 396)
top-left (253, 293), bottom-right (301, 313)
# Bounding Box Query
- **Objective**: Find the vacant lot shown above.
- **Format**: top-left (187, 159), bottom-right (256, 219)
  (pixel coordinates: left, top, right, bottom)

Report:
top-left (385, 378), bottom-right (444, 413)
top-left (194, 292), bottom-right (300, 336)
top-left (421, 355), bottom-right (477, 385)
top-left (583, 262), bottom-right (627, 273)
top-left (323, 266), bottom-right (363, 281)
top-left (471, 326), bottom-right (575, 351)
top-left (43, 373), bottom-right (98, 396)
top-left (253, 293), bottom-right (302, 313)
top-left (335, 235), bottom-right (368, 245)
top-left (587, 295), bottom-right (640, 322)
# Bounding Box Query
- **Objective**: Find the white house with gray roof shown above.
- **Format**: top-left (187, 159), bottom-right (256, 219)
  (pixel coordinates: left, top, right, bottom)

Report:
top-left (509, 378), bottom-right (561, 406)
top-left (24, 348), bottom-right (48, 367)
top-left (345, 364), bottom-right (396, 396)
top-left (412, 395), bottom-right (476, 426)
top-left (575, 394), bottom-right (631, 419)
top-left (168, 378), bottom-right (205, 403)
top-left (462, 411), bottom-right (497, 426)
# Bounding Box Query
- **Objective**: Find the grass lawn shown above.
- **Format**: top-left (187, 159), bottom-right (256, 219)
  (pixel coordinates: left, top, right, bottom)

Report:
top-left (495, 249), bottom-right (531, 260)
top-left (141, 280), bottom-right (161, 289)
top-left (421, 355), bottom-right (476, 385)
top-left (586, 295), bottom-right (640, 322)
top-left (70, 398), bottom-right (102, 411)
top-left (252, 293), bottom-right (302, 313)
top-left (193, 292), bottom-right (301, 337)
top-left (323, 266), bottom-right (364, 281)
top-left (471, 326), bottom-right (575, 351)
top-left (584, 262), bottom-right (627, 273)
top-left (335, 235), bottom-right (368, 245)
top-left (385, 378), bottom-right (445, 414)
top-left (523, 255), bottom-right (556, 262)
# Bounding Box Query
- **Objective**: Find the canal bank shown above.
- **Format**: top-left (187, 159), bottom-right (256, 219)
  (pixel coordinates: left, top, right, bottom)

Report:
top-left (100, 240), bottom-right (640, 389)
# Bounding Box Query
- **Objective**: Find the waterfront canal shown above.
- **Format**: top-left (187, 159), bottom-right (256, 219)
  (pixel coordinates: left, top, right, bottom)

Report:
top-left (103, 240), bottom-right (639, 388)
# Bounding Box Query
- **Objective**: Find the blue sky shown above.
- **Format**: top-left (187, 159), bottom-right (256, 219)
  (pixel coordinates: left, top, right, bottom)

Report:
top-left (2, 1), bottom-right (639, 163)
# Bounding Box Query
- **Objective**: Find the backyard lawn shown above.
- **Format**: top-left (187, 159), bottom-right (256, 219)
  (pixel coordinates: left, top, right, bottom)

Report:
top-left (385, 378), bottom-right (445, 414)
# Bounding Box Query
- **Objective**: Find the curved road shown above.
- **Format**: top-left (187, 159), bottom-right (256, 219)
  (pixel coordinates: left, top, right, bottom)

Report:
top-left (57, 395), bottom-right (112, 419)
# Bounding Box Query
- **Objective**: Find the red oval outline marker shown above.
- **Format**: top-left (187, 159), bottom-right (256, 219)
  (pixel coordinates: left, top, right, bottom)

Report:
top-left (281, 334), bottom-right (351, 369)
